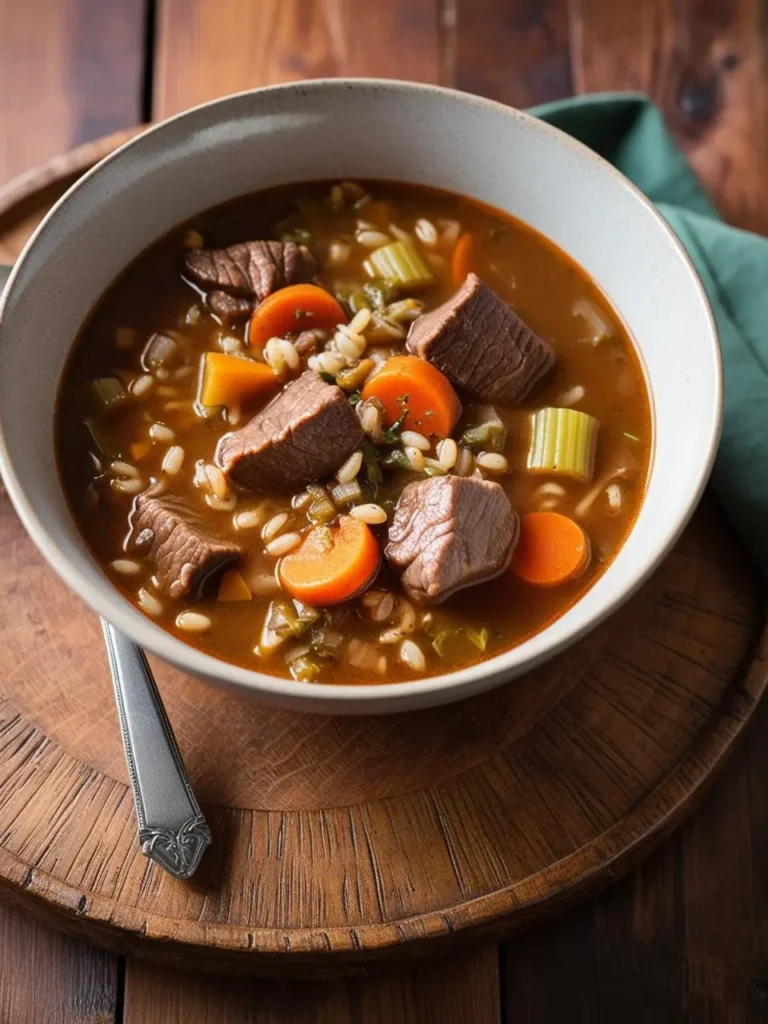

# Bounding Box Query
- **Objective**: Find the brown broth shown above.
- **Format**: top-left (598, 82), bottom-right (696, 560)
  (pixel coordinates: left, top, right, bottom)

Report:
top-left (57, 180), bottom-right (651, 684)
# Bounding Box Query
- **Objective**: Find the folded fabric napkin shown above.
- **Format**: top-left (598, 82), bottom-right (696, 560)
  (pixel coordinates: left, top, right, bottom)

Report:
top-left (531, 93), bottom-right (768, 573)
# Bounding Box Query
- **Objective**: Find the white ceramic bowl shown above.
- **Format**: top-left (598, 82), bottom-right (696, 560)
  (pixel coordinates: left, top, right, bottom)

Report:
top-left (0, 80), bottom-right (721, 714)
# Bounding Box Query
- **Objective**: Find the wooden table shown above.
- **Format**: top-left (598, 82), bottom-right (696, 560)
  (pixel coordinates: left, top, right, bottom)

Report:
top-left (1, 1), bottom-right (767, 1020)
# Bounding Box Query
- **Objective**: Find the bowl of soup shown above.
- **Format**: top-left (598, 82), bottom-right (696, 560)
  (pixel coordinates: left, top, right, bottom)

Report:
top-left (0, 80), bottom-right (721, 713)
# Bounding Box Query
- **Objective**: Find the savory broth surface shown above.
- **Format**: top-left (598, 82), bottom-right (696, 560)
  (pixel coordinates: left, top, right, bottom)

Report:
top-left (58, 180), bottom-right (651, 684)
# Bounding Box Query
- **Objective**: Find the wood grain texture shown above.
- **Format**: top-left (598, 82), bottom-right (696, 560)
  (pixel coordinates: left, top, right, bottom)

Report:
top-left (153, 0), bottom-right (442, 119)
top-left (500, 700), bottom-right (768, 1023)
top-left (0, 0), bottom-right (146, 184)
top-left (124, 947), bottom-right (499, 1023)
top-left (0, 373), bottom-right (764, 975)
top-left (0, 900), bottom-right (117, 1024)
top-left (572, 0), bottom-right (768, 232)
top-left (452, 0), bottom-right (573, 106)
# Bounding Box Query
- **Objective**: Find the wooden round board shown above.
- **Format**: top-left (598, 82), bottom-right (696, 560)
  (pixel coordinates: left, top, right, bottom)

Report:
top-left (0, 135), bottom-right (766, 978)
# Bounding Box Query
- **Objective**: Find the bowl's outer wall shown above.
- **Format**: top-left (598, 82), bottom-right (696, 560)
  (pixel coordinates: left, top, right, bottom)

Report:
top-left (0, 81), bottom-right (721, 713)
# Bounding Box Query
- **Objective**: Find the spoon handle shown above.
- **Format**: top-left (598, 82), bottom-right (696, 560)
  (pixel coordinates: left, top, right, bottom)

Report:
top-left (101, 619), bottom-right (211, 879)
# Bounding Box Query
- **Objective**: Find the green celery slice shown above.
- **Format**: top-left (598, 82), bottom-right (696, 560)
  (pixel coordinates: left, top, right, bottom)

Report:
top-left (528, 407), bottom-right (599, 481)
top-left (85, 377), bottom-right (128, 416)
top-left (366, 240), bottom-right (434, 290)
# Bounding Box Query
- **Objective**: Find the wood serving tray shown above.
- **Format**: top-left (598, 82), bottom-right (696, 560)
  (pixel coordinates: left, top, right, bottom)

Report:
top-left (0, 133), bottom-right (766, 977)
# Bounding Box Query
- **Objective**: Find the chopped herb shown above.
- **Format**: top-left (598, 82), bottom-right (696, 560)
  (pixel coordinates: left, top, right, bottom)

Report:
top-left (348, 390), bottom-right (362, 406)
top-left (623, 431), bottom-right (640, 442)
top-left (294, 307), bottom-right (313, 320)
top-left (425, 409), bottom-right (435, 417)
top-left (360, 439), bottom-right (383, 494)
top-left (381, 449), bottom-right (411, 471)
top-left (319, 371), bottom-right (337, 385)
top-left (397, 393), bottom-right (410, 404)
top-left (380, 409), bottom-right (408, 445)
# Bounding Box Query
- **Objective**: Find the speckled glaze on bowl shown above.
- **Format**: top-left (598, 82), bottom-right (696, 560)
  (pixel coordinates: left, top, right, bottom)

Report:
top-left (0, 80), bottom-right (721, 714)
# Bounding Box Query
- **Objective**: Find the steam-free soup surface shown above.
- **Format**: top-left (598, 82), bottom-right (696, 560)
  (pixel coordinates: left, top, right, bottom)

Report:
top-left (58, 180), bottom-right (651, 684)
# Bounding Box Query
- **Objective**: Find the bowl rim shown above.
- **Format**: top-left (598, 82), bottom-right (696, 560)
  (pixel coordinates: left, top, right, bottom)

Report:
top-left (0, 78), bottom-right (723, 710)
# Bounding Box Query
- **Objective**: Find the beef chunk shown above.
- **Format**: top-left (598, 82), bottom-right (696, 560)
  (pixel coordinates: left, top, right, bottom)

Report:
top-left (385, 475), bottom-right (519, 603)
top-left (130, 490), bottom-right (240, 599)
top-left (407, 273), bottom-right (554, 404)
top-left (216, 371), bottom-right (364, 491)
top-left (184, 241), bottom-right (317, 318)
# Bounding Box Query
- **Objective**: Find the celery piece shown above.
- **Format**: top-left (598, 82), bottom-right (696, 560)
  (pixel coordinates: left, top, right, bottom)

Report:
top-left (331, 480), bottom-right (364, 506)
top-left (336, 359), bottom-right (374, 392)
top-left (431, 630), bottom-right (453, 659)
top-left (310, 627), bottom-right (345, 660)
top-left (367, 240), bottom-right (434, 290)
top-left (466, 626), bottom-right (489, 652)
top-left (364, 279), bottom-right (397, 309)
top-left (85, 377), bottom-right (128, 416)
top-left (259, 598), bottom-right (299, 655)
top-left (528, 407), bottom-right (599, 481)
top-left (306, 484), bottom-right (337, 525)
top-left (432, 626), bottom-right (489, 658)
top-left (292, 600), bottom-right (320, 635)
top-left (289, 655), bottom-right (322, 683)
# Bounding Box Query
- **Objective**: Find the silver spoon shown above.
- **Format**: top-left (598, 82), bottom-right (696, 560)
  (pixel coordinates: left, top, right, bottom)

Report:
top-left (0, 263), bottom-right (210, 880)
top-left (101, 620), bottom-right (211, 879)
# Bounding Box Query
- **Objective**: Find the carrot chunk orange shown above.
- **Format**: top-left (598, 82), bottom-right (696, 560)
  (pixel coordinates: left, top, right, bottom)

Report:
top-left (200, 352), bottom-right (279, 408)
top-left (247, 284), bottom-right (347, 350)
top-left (361, 354), bottom-right (461, 438)
top-left (511, 512), bottom-right (590, 586)
top-left (278, 516), bottom-right (380, 605)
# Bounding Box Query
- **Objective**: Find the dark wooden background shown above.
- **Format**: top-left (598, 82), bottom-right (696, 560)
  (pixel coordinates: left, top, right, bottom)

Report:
top-left (0, 0), bottom-right (767, 1020)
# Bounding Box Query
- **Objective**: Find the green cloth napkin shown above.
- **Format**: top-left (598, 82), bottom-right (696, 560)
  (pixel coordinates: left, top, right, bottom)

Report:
top-left (530, 93), bottom-right (768, 573)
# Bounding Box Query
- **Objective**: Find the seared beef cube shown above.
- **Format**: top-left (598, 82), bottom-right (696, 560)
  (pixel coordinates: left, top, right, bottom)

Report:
top-left (184, 240), bottom-right (317, 318)
top-left (216, 371), bottom-right (364, 491)
top-left (407, 273), bottom-right (554, 404)
top-left (385, 475), bottom-right (519, 603)
top-left (130, 491), bottom-right (240, 599)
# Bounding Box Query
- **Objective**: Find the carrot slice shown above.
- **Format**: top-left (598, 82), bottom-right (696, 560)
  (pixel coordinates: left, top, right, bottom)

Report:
top-left (200, 352), bottom-right (279, 408)
top-left (511, 512), bottom-right (591, 586)
top-left (451, 233), bottom-right (474, 287)
top-left (278, 516), bottom-right (380, 605)
top-left (247, 284), bottom-right (347, 350)
top-left (361, 354), bottom-right (461, 438)
top-left (218, 568), bottom-right (252, 602)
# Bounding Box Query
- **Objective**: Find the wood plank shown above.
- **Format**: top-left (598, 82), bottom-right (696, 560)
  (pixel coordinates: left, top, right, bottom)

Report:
top-left (153, 0), bottom-right (441, 119)
top-left (452, 0), bottom-right (573, 106)
top-left (0, 900), bottom-right (118, 1024)
top-left (124, 947), bottom-right (500, 1023)
top-left (0, 0), bottom-right (147, 185)
top-left (572, 0), bottom-right (768, 233)
top-left (0, 1), bottom-right (145, 1021)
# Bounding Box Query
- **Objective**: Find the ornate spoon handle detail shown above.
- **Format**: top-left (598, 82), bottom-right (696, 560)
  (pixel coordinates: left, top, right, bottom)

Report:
top-left (101, 620), bottom-right (211, 879)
